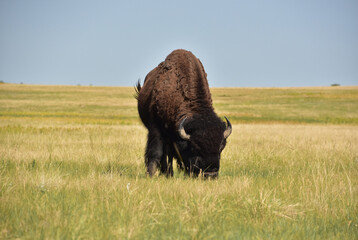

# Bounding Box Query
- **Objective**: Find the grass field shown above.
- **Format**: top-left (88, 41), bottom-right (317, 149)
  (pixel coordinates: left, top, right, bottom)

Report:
top-left (1, 83), bottom-right (358, 239)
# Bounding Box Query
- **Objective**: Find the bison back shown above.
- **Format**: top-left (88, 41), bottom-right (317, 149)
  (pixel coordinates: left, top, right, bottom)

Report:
top-left (137, 49), bottom-right (213, 131)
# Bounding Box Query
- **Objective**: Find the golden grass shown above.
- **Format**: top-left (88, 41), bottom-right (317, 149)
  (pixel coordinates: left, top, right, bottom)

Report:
top-left (1, 122), bottom-right (357, 239)
top-left (0, 84), bottom-right (357, 239)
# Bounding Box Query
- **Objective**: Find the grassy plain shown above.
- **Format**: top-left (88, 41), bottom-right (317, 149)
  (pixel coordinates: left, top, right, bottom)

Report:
top-left (0, 83), bottom-right (358, 239)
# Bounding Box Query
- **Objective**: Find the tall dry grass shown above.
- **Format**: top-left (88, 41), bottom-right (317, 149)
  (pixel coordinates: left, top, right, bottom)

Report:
top-left (0, 84), bottom-right (357, 239)
top-left (1, 123), bottom-right (357, 239)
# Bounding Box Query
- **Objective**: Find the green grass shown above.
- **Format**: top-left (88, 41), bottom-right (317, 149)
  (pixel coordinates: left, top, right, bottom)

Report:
top-left (1, 84), bottom-right (357, 125)
top-left (212, 87), bottom-right (358, 124)
top-left (1, 84), bottom-right (358, 239)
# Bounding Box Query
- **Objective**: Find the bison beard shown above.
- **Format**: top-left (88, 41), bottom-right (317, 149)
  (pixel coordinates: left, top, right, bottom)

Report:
top-left (136, 49), bottom-right (232, 178)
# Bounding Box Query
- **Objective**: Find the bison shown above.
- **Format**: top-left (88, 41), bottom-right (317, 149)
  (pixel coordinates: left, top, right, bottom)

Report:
top-left (135, 49), bottom-right (232, 178)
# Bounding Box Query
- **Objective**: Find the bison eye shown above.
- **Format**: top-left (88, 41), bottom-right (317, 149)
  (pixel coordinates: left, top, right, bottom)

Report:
top-left (189, 142), bottom-right (201, 153)
top-left (190, 146), bottom-right (197, 153)
top-left (180, 141), bottom-right (188, 149)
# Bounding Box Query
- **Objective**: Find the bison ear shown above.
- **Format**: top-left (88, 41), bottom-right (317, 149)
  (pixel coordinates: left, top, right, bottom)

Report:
top-left (223, 116), bottom-right (232, 139)
top-left (178, 117), bottom-right (191, 140)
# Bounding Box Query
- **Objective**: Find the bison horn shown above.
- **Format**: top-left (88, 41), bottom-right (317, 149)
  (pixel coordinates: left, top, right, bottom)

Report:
top-left (223, 116), bottom-right (232, 139)
top-left (178, 117), bottom-right (190, 140)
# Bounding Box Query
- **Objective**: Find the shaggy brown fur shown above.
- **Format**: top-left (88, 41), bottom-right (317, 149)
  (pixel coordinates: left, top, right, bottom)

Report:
top-left (137, 49), bottom-right (212, 130)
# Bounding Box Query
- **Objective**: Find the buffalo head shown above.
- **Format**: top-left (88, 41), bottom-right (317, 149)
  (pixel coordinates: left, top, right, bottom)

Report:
top-left (177, 115), bottom-right (232, 178)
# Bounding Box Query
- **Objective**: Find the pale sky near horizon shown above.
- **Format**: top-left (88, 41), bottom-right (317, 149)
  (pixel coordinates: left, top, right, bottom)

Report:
top-left (1, 0), bottom-right (357, 87)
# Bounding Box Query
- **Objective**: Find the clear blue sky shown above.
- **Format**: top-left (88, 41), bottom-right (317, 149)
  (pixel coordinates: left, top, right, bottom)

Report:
top-left (1, 0), bottom-right (357, 87)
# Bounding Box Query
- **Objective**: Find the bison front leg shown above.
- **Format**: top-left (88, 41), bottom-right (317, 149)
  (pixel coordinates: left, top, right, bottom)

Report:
top-left (160, 144), bottom-right (169, 175)
top-left (165, 144), bottom-right (174, 177)
top-left (167, 154), bottom-right (174, 177)
top-left (145, 127), bottom-right (164, 176)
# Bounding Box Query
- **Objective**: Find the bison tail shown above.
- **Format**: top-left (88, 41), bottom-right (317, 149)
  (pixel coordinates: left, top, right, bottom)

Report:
top-left (134, 80), bottom-right (142, 99)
